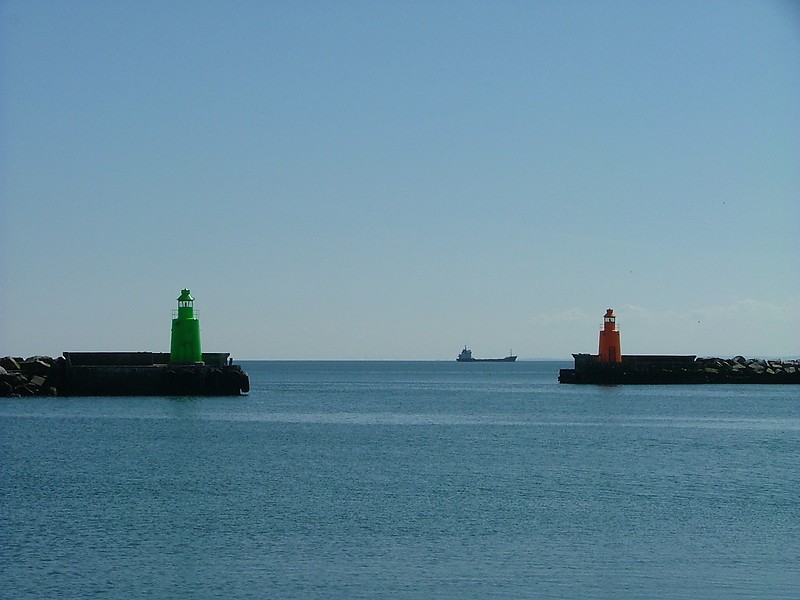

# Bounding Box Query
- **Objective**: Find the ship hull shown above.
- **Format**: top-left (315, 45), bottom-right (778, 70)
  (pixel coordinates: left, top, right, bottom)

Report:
top-left (457, 356), bottom-right (517, 362)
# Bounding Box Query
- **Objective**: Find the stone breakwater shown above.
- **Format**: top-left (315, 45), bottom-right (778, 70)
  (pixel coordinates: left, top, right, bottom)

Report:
top-left (0, 354), bottom-right (250, 397)
top-left (697, 356), bottom-right (800, 378)
top-left (559, 354), bottom-right (800, 384)
top-left (0, 356), bottom-right (62, 396)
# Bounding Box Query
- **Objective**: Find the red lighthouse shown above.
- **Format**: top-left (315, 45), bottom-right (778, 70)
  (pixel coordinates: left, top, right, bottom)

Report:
top-left (598, 308), bottom-right (622, 363)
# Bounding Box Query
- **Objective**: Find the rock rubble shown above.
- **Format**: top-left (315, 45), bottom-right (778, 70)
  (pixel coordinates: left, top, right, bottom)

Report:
top-left (695, 356), bottom-right (800, 381)
top-left (0, 356), bottom-right (64, 397)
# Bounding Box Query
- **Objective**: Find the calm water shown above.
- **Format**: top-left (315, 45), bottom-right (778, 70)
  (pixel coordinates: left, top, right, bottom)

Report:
top-left (1, 361), bottom-right (798, 599)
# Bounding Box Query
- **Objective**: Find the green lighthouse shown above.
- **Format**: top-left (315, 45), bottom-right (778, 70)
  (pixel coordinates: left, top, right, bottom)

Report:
top-left (170, 289), bottom-right (202, 364)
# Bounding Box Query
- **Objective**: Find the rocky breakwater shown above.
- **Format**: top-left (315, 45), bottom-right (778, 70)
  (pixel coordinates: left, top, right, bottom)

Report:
top-left (559, 354), bottom-right (800, 384)
top-left (0, 356), bottom-right (65, 397)
top-left (695, 356), bottom-right (800, 383)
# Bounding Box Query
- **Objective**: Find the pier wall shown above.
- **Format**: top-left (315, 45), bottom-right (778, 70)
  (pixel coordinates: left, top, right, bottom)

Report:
top-left (0, 353), bottom-right (249, 397)
top-left (559, 354), bottom-right (800, 384)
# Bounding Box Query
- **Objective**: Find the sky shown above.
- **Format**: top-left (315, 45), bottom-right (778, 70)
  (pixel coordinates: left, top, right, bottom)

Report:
top-left (1, 0), bottom-right (798, 360)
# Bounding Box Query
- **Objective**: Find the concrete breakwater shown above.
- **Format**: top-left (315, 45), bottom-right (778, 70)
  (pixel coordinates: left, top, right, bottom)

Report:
top-left (559, 354), bottom-right (800, 384)
top-left (0, 353), bottom-right (249, 397)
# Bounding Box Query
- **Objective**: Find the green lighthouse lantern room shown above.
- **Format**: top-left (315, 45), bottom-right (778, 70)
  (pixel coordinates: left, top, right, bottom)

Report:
top-left (170, 289), bottom-right (202, 364)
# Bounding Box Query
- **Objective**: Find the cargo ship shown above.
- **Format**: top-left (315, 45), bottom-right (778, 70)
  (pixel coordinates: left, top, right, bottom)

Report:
top-left (457, 347), bottom-right (517, 362)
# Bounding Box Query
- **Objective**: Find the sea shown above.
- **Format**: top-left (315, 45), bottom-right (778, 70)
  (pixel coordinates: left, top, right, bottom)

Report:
top-left (1, 360), bottom-right (798, 599)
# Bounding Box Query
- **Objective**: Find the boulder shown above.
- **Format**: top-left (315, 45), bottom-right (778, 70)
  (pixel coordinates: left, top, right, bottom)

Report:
top-left (30, 375), bottom-right (47, 388)
top-left (25, 356), bottom-right (54, 365)
top-left (0, 371), bottom-right (26, 386)
top-left (748, 363), bottom-right (766, 374)
top-left (19, 359), bottom-right (52, 376)
top-left (14, 383), bottom-right (35, 397)
top-left (0, 356), bottom-right (20, 371)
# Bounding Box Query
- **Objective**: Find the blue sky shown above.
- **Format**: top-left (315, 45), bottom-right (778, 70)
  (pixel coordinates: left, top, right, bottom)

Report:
top-left (1, 0), bottom-right (798, 360)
